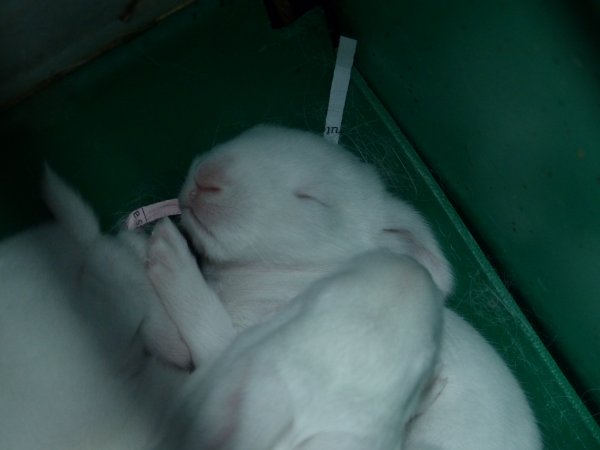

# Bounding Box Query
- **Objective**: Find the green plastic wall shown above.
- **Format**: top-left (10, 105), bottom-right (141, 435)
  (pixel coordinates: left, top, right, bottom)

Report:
top-left (334, 0), bottom-right (600, 419)
top-left (0, 0), bottom-right (194, 108)
top-left (1, 1), bottom-right (599, 448)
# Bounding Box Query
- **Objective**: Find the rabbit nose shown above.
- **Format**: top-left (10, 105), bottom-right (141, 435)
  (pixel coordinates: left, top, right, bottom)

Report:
top-left (189, 184), bottom-right (221, 202)
top-left (190, 162), bottom-right (227, 203)
top-left (196, 184), bottom-right (222, 193)
top-left (193, 166), bottom-right (224, 194)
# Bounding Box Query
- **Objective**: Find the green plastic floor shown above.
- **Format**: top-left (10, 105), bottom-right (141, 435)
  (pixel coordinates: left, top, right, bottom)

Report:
top-left (1, 1), bottom-right (599, 448)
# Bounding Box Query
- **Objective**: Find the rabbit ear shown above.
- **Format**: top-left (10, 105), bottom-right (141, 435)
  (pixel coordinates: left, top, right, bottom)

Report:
top-left (377, 197), bottom-right (454, 297)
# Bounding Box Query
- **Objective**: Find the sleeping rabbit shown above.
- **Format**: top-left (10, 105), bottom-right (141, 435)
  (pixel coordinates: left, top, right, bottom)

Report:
top-left (143, 125), bottom-right (452, 370)
top-left (0, 220), bottom-right (184, 450)
top-left (140, 125), bottom-right (541, 449)
top-left (38, 126), bottom-right (541, 450)
top-left (154, 250), bottom-right (445, 450)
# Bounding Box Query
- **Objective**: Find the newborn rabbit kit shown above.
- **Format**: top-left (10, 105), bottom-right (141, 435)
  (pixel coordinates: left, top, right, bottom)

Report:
top-left (35, 124), bottom-right (539, 450)
top-left (144, 125), bottom-right (539, 450)
top-left (2, 1), bottom-right (600, 449)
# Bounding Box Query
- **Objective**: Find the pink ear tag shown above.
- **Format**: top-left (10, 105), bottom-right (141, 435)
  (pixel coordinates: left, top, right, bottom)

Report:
top-left (126, 199), bottom-right (181, 230)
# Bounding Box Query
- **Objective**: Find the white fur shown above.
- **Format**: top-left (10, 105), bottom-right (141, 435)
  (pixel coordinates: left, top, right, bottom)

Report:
top-left (154, 251), bottom-right (444, 450)
top-left (146, 125), bottom-right (540, 449)
top-left (0, 224), bottom-right (184, 450)
top-left (405, 310), bottom-right (541, 450)
top-left (0, 167), bottom-right (188, 449)
top-left (41, 165), bottom-right (100, 246)
top-left (41, 165), bottom-right (194, 370)
top-left (2, 125), bottom-right (540, 449)
top-left (146, 125), bottom-right (454, 369)
top-left (178, 125), bottom-right (452, 295)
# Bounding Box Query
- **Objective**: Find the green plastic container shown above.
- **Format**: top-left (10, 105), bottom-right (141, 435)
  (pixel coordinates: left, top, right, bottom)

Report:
top-left (334, 0), bottom-right (600, 422)
top-left (1, 1), bottom-right (598, 448)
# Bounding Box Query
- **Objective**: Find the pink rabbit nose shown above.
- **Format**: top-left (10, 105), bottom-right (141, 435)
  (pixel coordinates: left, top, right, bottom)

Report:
top-left (189, 163), bottom-right (227, 202)
top-left (189, 184), bottom-right (221, 201)
top-left (196, 185), bottom-right (222, 193)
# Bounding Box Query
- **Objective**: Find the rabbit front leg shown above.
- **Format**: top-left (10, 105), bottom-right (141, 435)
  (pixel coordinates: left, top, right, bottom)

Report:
top-left (109, 229), bottom-right (193, 370)
top-left (146, 218), bottom-right (236, 369)
top-left (77, 229), bottom-right (191, 370)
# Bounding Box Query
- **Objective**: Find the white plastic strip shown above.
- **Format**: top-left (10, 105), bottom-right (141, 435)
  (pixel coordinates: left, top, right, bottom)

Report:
top-left (324, 36), bottom-right (357, 144)
top-left (126, 198), bottom-right (181, 229)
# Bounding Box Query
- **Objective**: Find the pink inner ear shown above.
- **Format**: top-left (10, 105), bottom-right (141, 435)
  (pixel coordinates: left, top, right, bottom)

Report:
top-left (383, 228), bottom-right (444, 289)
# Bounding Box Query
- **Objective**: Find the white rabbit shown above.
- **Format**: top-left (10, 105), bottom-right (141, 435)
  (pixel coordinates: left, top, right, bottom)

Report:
top-left (153, 250), bottom-right (445, 450)
top-left (0, 221), bottom-right (185, 450)
top-left (39, 124), bottom-right (541, 449)
top-left (0, 169), bottom-right (190, 450)
top-left (41, 166), bottom-right (197, 370)
top-left (404, 309), bottom-right (542, 450)
top-left (142, 125), bottom-right (541, 449)
top-left (145, 125), bottom-right (452, 369)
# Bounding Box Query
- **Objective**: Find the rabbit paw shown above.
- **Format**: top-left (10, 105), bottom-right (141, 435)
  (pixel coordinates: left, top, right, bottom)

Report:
top-left (146, 218), bottom-right (234, 367)
top-left (117, 228), bottom-right (149, 262)
top-left (146, 218), bottom-right (200, 296)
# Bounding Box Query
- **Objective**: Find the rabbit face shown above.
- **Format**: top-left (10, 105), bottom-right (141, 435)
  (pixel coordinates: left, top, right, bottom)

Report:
top-left (179, 125), bottom-right (387, 267)
top-left (178, 125), bottom-right (453, 295)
